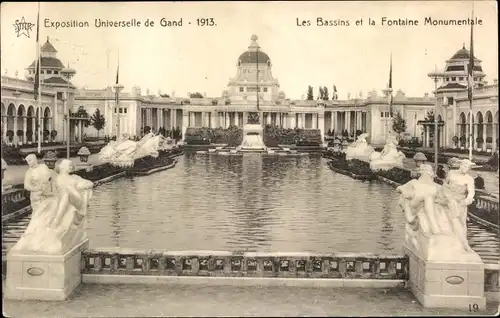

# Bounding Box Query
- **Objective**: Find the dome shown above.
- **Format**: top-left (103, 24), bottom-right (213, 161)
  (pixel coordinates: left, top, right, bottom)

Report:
top-left (449, 45), bottom-right (479, 61)
top-left (237, 35), bottom-right (271, 64)
top-left (28, 57), bottom-right (65, 69)
top-left (238, 51), bottom-right (271, 64)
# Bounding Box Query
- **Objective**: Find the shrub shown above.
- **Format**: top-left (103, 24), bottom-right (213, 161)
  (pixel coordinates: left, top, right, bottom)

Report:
top-left (474, 176), bottom-right (485, 190)
top-left (26, 130), bottom-right (33, 141)
top-left (452, 136), bottom-right (459, 145)
top-left (50, 130), bottom-right (58, 140)
top-left (6, 130), bottom-right (14, 141)
top-left (459, 135), bottom-right (466, 146)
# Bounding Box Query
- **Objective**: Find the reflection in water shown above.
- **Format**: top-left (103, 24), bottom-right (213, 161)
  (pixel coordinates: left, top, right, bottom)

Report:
top-left (86, 153), bottom-right (499, 260)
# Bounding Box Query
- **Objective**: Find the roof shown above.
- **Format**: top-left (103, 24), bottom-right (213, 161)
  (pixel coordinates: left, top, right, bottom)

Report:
top-left (28, 57), bottom-right (65, 69)
top-left (43, 76), bottom-right (71, 84)
top-left (238, 51), bottom-right (270, 64)
top-left (450, 46), bottom-right (480, 61)
top-left (437, 83), bottom-right (467, 90)
top-left (41, 37), bottom-right (57, 53)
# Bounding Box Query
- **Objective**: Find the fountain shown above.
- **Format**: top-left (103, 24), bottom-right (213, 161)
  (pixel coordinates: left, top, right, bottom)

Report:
top-left (197, 113), bottom-right (306, 156)
top-left (239, 123), bottom-right (267, 152)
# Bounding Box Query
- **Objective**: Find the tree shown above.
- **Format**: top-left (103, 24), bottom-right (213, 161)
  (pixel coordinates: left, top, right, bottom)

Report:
top-left (90, 108), bottom-right (106, 138)
top-left (72, 106), bottom-right (90, 128)
top-left (318, 87), bottom-right (324, 100)
top-left (323, 86), bottom-right (329, 100)
top-left (307, 86), bottom-right (314, 100)
top-left (424, 110), bottom-right (435, 122)
top-left (190, 92), bottom-right (204, 98)
top-left (392, 111), bottom-right (407, 139)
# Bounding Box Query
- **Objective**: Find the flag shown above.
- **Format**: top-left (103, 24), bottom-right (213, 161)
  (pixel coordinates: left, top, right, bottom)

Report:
top-left (467, 14), bottom-right (474, 103)
top-left (33, 3), bottom-right (41, 100)
top-left (388, 54), bottom-right (393, 117)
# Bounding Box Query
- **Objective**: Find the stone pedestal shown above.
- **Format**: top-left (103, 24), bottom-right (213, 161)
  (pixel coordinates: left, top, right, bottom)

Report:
top-left (5, 238), bottom-right (89, 301)
top-left (404, 245), bottom-right (486, 310)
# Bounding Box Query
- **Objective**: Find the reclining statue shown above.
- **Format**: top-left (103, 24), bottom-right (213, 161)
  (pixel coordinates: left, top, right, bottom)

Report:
top-left (369, 135), bottom-right (406, 171)
top-left (345, 133), bottom-right (375, 161)
top-left (99, 133), bottom-right (167, 167)
top-left (396, 161), bottom-right (481, 262)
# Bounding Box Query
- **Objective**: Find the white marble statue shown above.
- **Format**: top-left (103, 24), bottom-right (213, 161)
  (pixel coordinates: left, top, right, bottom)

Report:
top-left (99, 133), bottom-right (166, 167)
top-left (369, 136), bottom-right (406, 171)
top-left (345, 133), bottom-right (375, 161)
top-left (11, 159), bottom-right (94, 255)
top-left (397, 162), bottom-right (480, 262)
top-left (23, 154), bottom-right (56, 211)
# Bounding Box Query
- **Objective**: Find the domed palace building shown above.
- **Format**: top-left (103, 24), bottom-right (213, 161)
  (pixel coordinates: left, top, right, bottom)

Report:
top-left (1, 37), bottom-right (89, 146)
top-left (2, 36), bottom-right (497, 148)
top-left (427, 45), bottom-right (499, 152)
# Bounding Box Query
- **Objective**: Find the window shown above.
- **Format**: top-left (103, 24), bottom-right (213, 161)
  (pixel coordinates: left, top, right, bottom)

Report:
top-left (451, 77), bottom-right (456, 81)
top-left (380, 112), bottom-right (384, 117)
top-left (474, 77), bottom-right (478, 81)
top-left (28, 70), bottom-right (32, 75)
top-left (41, 70), bottom-right (45, 74)
top-left (385, 112), bottom-right (389, 117)
top-left (47, 70), bottom-right (52, 75)
top-left (458, 77), bottom-right (463, 81)
top-left (446, 77), bottom-right (450, 82)
top-left (56, 92), bottom-right (63, 100)
top-left (123, 108), bottom-right (127, 114)
top-left (239, 87), bottom-right (244, 92)
top-left (263, 87), bottom-right (268, 92)
top-left (119, 108), bottom-right (123, 113)
top-left (114, 108), bottom-right (117, 113)
top-left (447, 97), bottom-right (454, 105)
top-left (54, 71), bottom-right (59, 75)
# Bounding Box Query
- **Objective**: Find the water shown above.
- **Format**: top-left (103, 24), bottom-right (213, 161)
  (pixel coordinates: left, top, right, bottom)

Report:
top-left (83, 153), bottom-right (499, 260)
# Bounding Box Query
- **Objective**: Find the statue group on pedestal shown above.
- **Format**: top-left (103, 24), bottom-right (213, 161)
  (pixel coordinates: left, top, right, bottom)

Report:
top-left (11, 155), bottom-right (94, 255)
top-left (99, 132), bottom-right (171, 167)
top-left (397, 159), bottom-right (480, 262)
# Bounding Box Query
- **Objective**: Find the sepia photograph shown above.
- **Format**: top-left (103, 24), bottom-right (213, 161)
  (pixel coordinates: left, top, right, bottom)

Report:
top-left (1, 1), bottom-right (499, 316)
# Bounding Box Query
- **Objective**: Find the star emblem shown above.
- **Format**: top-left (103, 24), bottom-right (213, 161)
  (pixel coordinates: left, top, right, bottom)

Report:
top-left (13, 17), bottom-right (35, 38)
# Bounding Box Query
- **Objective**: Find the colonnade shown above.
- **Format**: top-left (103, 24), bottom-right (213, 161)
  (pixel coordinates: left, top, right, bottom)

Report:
top-left (455, 110), bottom-right (499, 152)
top-left (140, 109), bottom-right (327, 131)
top-left (1, 104), bottom-right (54, 145)
top-left (326, 110), bottom-right (367, 137)
top-left (456, 122), bottom-right (499, 152)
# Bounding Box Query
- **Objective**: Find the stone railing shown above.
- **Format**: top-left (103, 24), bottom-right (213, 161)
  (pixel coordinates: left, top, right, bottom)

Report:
top-left (80, 249), bottom-right (499, 292)
top-left (81, 250), bottom-right (408, 280)
top-left (1, 188), bottom-right (30, 220)
top-left (476, 195), bottom-right (499, 213)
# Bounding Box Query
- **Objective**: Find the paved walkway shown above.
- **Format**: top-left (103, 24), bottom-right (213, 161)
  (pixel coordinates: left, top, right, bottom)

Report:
top-left (2, 154), bottom-right (103, 186)
top-left (3, 284), bottom-right (498, 317)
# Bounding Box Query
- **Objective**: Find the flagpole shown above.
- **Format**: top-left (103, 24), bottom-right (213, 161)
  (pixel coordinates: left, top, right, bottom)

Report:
top-left (36, 2), bottom-right (42, 155)
top-left (386, 53), bottom-right (393, 140)
top-left (433, 65), bottom-right (439, 173)
top-left (468, 6), bottom-right (475, 161)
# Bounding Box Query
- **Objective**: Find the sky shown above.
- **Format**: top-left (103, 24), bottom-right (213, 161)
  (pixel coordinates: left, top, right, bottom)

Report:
top-left (1, 1), bottom-right (498, 100)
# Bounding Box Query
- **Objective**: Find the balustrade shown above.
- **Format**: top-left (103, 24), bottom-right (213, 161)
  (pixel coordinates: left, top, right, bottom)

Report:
top-left (476, 195), bottom-right (499, 213)
top-left (81, 250), bottom-right (408, 280)
top-left (1, 188), bottom-right (30, 217)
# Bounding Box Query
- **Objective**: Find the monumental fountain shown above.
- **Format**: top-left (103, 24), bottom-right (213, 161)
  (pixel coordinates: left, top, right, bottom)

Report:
top-left (197, 112), bottom-right (307, 156)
